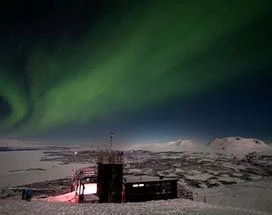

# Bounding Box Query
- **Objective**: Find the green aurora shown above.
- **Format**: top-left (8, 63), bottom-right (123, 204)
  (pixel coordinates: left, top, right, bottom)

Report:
top-left (0, 0), bottom-right (272, 139)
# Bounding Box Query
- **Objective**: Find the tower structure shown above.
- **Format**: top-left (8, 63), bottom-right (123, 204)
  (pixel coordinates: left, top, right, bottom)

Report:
top-left (97, 132), bottom-right (124, 203)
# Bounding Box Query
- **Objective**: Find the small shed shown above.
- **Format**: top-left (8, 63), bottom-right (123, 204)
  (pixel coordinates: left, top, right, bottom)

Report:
top-left (123, 175), bottom-right (178, 202)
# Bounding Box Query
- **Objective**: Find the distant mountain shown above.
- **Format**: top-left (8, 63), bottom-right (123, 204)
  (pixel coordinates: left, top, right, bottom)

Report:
top-left (208, 137), bottom-right (269, 154)
top-left (124, 139), bottom-right (205, 152)
top-left (124, 137), bottom-right (271, 156)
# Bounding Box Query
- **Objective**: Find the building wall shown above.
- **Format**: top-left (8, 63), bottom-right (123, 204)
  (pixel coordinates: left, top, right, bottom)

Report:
top-left (125, 180), bottom-right (177, 202)
top-left (97, 163), bottom-right (123, 203)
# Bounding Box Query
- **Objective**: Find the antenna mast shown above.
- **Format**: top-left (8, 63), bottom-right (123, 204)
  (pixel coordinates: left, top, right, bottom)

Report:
top-left (109, 131), bottom-right (114, 154)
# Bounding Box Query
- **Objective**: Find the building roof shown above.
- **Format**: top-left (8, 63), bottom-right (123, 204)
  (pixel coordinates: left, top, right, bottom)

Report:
top-left (124, 175), bottom-right (178, 184)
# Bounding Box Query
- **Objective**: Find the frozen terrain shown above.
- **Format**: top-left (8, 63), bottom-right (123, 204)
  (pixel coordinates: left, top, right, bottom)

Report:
top-left (1, 137), bottom-right (272, 214)
top-left (123, 137), bottom-right (271, 156)
top-left (0, 150), bottom-right (88, 188)
top-left (1, 178), bottom-right (271, 215)
top-left (193, 178), bottom-right (272, 213)
top-left (123, 139), bottom-right (206, 153)
top-left (2, 137), bottom-right (271, 191)
top-left (208, 137), bottom-right (269, 156)
top-left (121, 138), bottom-right (272, 189)
top-left (0, 184), bottom-right (271, 215)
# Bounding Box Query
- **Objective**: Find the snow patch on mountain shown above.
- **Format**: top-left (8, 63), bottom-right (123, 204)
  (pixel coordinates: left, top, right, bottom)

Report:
top-left (208, 137), bottom-right (270, 155)
top-left (124, 139), bottom-right (205, 152)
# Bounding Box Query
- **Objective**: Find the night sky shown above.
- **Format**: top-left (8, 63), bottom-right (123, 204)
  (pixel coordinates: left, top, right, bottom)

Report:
top-left (0, 0), bottom-right (271, 144)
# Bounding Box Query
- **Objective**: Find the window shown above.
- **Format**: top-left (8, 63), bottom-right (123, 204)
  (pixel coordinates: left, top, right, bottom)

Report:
top-left (132, 183), bottom-right (145, 188)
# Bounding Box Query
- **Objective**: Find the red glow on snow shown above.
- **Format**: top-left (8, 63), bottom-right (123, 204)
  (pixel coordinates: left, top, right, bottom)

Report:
top-left (42, 191), bottom-right (77, 203)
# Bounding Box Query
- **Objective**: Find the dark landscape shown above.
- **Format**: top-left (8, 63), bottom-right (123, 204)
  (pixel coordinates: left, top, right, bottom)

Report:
top-left (2, 141), bottom-right (272, 201)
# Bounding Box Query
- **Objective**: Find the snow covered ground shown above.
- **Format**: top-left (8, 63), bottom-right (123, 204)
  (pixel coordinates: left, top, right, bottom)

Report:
top-left (0, 198), bottom-right (270, 215)
top-left (0, 150), bottom-right (88, 187)
top-left (122, 139), bottom-right (207, 153)
top-left (1, 137), bottom-right (272, 214)
top-left (208, 137), bottom-right (270, 156)
top-left (122, 137), bottom-right (272, 157)
top-left (1, 178), bottom-right (271, 215)
top-left (193, 178), bottom-right (272, 214)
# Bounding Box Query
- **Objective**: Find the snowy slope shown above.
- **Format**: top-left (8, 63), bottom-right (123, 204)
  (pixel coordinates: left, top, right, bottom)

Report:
top-left (208, 137), bottom-right (270, 155)
top-left (193, 178), bottom-right (272, 214)
top-left (123, 137), bottom-right (271, 155)
top-left (0, 198), bottom-right (269, 215)
top-left (2, 179), bottom-right (272, 215)
top-left (123, 139), bottom-right (206, 152)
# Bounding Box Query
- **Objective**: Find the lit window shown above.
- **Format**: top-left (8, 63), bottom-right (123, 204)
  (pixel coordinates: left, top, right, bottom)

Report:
top-left (132, 184), bottom-right (139, 187)
top-left (77, 183), bottom-right (97, 194)
top-left (139, 184), bottom-right (144, 187)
